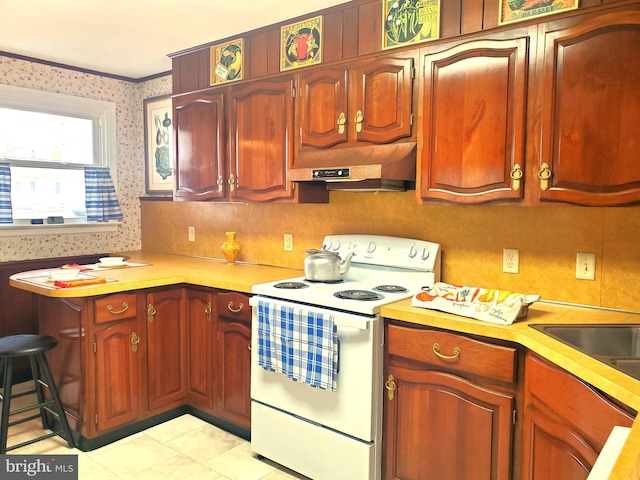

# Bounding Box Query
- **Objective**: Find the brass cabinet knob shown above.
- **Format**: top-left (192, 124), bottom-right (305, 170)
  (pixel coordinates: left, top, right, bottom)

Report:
top-left (147, 304), bottom-right (156, 323)
top-left (385, 374), bottom-right (396, 401)
top-left (538, 163), bottom-right (551, 191)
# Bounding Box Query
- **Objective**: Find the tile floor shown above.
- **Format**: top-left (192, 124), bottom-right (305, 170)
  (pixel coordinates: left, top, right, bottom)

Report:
top-left (4, 382), bottom-right (309, 479)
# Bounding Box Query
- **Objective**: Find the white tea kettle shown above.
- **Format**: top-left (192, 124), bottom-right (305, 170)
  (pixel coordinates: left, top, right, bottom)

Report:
top-left (304, 249), bottom-right (355, 282)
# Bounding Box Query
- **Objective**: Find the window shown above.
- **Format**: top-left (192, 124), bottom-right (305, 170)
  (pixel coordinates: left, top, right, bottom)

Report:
top-left (0, 84), bottom-right (118, 229)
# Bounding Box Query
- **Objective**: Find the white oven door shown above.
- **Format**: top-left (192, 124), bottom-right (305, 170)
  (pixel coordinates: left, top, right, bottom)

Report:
top-left (249, 296), bottom-right (383, 443)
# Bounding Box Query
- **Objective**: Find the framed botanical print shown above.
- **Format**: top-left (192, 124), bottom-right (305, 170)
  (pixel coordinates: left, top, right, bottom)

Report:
top-left (280, 16), bottom-right (322, 71)
top-left (383, 0), bottom-right (440, 49)
top-left (499, 0), bottom-right (579, 25)
top-left (143, 94), bottom-right (173, 195)
top-left (210, 39), bottom-right (243, 84)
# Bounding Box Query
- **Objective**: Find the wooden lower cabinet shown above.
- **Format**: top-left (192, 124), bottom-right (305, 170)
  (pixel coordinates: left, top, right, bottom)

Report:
top-left (215, 291), bottom-right (252, 428)
top-left (94, 319), bottom-right (144, 432)
top-left (146, 288), bottom-right (188, 411)
top-left (38, 286), bottom-right (254, 447)
top-left (186, 288), bottom-right (215, 409)
top-left (383, 322), bottom-right (518, 480)
top-left (521, 353), bottom-right (635, 480)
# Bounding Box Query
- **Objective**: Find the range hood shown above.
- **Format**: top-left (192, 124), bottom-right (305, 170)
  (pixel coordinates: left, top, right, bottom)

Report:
top-left (289, 143), bottom-right (417, 192)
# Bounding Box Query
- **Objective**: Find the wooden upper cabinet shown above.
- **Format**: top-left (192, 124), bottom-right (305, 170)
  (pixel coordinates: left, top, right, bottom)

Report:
top-left (173, 90), bottom-right (226, 201)
top-left (296, 53), bottom-right (416, 153)
top-left (228, 76), bottom-right (299, 203)
top-left (298, 67), bottom-right (349, 149)
top-left (418, 33), bottom-right (530, 204)
top-left (354, 54), bottom-right (416, 144)
top-left (536, 8), bottom-right (640, 206)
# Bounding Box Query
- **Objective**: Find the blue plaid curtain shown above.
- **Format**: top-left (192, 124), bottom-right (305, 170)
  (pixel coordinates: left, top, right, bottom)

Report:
top-left (0, 162), bottom-right (12, 224)
top-left (84, 166), bottom-right (123, 222)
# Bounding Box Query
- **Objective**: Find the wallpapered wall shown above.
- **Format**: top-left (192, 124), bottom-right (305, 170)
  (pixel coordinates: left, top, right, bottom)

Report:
top-left (0, 55), bottom-right (171, 261)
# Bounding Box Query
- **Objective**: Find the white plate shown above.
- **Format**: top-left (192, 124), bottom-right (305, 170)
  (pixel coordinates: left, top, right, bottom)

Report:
top-left (48, 269), bottom-right (81, 281)
top-left (99, 256), bottom-right (125, 267)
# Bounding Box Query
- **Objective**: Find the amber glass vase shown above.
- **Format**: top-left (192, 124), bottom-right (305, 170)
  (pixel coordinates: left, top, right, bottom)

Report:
top-left (221, 231), bottom-right (242, 265)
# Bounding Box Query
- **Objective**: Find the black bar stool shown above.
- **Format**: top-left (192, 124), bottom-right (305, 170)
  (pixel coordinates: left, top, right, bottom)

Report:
top-left (0, 334), bottom-right (75, 453)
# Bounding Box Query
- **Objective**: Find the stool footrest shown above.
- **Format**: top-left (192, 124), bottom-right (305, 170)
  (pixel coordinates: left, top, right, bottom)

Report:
top-left (9, 399), bottom-right (55, 416)
top-left (6, 430), bottom-right (67, 452)
top-left (8, 413), bottom-right (41, 427)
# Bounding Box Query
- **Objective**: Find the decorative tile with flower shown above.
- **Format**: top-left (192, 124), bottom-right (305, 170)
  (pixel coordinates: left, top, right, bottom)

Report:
top-left (143, 94), bottom-right (173, 195)
top-left (383, 0), bottom-right (440, 50)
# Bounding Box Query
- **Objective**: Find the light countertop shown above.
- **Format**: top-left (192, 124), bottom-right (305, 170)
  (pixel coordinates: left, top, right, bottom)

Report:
top-left (10, 251), bottom-right (640, 479)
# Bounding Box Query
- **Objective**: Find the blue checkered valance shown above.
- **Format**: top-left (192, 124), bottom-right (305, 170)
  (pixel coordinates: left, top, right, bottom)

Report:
top-left (0, 163), bottom-right (13, 224)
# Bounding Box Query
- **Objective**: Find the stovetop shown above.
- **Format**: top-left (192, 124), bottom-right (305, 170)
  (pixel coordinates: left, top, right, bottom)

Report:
top-left (252, 235), bottom-right (441, 315)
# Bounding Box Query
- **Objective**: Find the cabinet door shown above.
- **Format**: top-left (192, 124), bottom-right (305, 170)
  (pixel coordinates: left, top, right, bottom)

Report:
top-left (216, 319), bottom-right (251, 429)
top-left (297, 67), bottom-right (348, 149)
top-left (215, 291), bottom-right (252, 428)
top-left (228, 77), bottom-right (295, 202)
top-left (186, 289), bottom-right (215, 409)
top-left (352, 54), bottom-right (415, 145)
top-left (94, 320), bottom-right (142, 432)
top-left (521, 354), bottom-right (635, 480)
top-left (419, 36), bottom-right (529, 203)
top-left (173, 89), bottom-right (226, 201)
top-left (383, 365), bottom-right (514, 480)
top-left (146, 289), bottom-right (187, 411)
top-left (537, 10), bottom-right (640, 205)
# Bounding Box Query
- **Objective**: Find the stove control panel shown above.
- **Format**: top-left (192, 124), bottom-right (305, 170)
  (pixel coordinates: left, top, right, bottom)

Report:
top-left (321, 234), bottom-right (441, 273)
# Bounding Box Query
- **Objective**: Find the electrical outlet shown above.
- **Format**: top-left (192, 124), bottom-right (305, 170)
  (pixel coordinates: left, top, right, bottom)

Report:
top-left (503, 248), bottom-right (519, 274)
top-left (188, 226), bottom-right (195, 242)
top-left (576, 252), bottom-right (596, 280)
top-left (284, 233), bottom-right (293, 252)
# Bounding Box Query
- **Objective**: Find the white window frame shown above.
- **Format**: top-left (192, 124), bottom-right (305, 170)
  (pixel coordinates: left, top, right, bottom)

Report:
top-left (0, 84), bottom-right (120, 236)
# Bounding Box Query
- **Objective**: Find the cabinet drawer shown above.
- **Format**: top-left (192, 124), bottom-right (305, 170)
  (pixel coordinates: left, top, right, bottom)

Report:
top-left (217, 292), bottom-right (251, 324)
top-left (95, 293), bottom-right (138, 324)
top-left (387, 323), bottom-right (517, 383)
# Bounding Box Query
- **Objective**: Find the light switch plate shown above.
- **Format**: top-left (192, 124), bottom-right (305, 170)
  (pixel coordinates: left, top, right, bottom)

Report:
top-left (576, 252), bottom-right (596, 280)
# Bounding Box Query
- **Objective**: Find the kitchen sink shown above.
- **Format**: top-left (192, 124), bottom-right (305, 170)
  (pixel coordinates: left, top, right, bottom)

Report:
top-left (530, 324), bottom-right (640, 381)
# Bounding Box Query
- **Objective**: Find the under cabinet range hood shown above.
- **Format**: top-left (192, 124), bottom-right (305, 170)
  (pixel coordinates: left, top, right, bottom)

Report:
top-left (289, 143), bottom-right (417, 192)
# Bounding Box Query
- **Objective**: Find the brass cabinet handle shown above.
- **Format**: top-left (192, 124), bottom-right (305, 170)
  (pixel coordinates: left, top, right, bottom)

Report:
top-left (248, 343), bottom-right (252, 351)
top-left (205, 302), bottom-right (212, 322)
top-left (433, 342), bottom-right (461, 360)
top-left (510, 164), bottom-right (523, 191)
top-left (385, 374), bottom-right (396, 401)
top-left (147, 304), bottom-right (156, 323)
top-left (354, 109), bottom-right (364, 133)
top-left (131, 332), bottom-right (140, 352)
top-left (227, 301), bottom-right (244, 313)
top-left (538, 163), bottom-right (551, 191)
top-left (216, 175), bottom-right (224, 193)
top-left (107, 302), bottom-right (129, 315)
top-left (228, 174), bottom-right (236, 192)
top-left (337, 112), bottom-right (346, 134)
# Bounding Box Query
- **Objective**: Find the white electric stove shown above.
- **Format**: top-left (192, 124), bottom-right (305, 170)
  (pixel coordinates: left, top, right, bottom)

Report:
top-left (250, 235), bottom-right (441, 480)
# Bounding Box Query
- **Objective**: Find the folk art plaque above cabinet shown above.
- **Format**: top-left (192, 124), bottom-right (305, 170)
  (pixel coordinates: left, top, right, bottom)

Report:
top-left (280, 15), bottom-right (322, 71)
top-left (383, 0), bottom-right (441, 49)
top-left (499, 0), bottom-right (579, 25)
top-left (210, 39), bottom-right (243, 84)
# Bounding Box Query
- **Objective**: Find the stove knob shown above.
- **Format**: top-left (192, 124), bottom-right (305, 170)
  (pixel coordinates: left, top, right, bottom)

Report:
top-left (367, 242), bottom-right (376, 253)
top-left (421, 248), bottom-right (431, 260)
top-left (406, 245), bottom-right (417, 258)
top-left (331, 240), bottom-right (341, 251)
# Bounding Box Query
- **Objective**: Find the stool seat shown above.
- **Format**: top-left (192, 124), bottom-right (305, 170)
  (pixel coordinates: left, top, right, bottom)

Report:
top-left (0, 334), bottom-right (75, 453)
top-left (0, 334), bottom-right (57, 356)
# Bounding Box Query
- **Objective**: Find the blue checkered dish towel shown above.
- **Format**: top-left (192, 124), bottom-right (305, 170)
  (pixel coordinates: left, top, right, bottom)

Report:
top-left (257, 299), bottom-right (338, 392)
